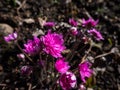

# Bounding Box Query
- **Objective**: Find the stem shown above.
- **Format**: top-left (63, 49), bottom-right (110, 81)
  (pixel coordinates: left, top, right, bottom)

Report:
top-left (28, 83), bottom-right (32, 90)
top-left (94, 52), bottom-right (112, 60)
top-left (66, 39), bottom-right (80, 61)
top-left (83, 8), bottom-right (92, 18)
top-left (15, 88), bottom-right (18, 90)
top-left (15, 42), bottom-right (33, 63)
top-left (17, 0), bottom-right (27, 16)
top-left (81, 40), bottom-right (92, 63)
top-left (0, 84), bottom-right (6, 87)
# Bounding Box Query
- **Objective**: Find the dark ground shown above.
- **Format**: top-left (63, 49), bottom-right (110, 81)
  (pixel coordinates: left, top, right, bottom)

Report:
top-left (0, 0), bottom-right (120, 90)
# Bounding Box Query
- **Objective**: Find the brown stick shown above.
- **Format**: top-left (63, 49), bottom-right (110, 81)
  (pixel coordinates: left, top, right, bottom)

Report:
top-left (16, 42), bottom-right (33, 63)
top-left (28, 83), bottom-right (32, 90)
top-left (0, 84), bottom-right (6, 87)
top-left (81, 39), bottom-right (92, 63)
top-left (94, 52), bottom-right (112, 60)
top-left (17, 0), bottom-right (27, 16)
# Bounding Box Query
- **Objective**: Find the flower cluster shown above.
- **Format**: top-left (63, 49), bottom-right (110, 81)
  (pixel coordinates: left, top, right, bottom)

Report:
top-left (4, 32), bottom-right (17, 42)
top-left (23, 37), bottom-right (42, 56)
top-left (20, 65), bottom-right (32, 75)
top-left (79, 61), bottom-right (93, 83)
top-left (59, 71), bottom-right (77, 90)
top-left (41, 30), bottom-right (66, 58)
top-left (3, 16), bottom-right (105, 90)
top-left (43, 21), bottom-right (55, 27)
top-left (55, 58), bottom-right (70, 74)
top-left (55, 57), bottom-right (77, 90)
top-left (69, 18), bottom-right (78, 27)
top-left (88, 29), bottom-right (104, 41)
top-left (69, 18), bottom-right (78, 36)
top-left (70, 27), bottom-right (78, 36)
top-left (81, 18), bottom-right (104, 41)
top-left (82, 18), bottom-right (98, 27)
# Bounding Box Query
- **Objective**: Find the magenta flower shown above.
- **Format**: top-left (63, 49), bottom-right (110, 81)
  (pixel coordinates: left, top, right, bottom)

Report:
top-left (4, 32), bottom-right (17, 42)
top-left (70, 27), bottom-right (78, 36)
top-left (88, 29), bottom-right (104, 41)
top-left (55, 58), bottom-right (70, 74)
top-left (59, 71), bottom-right (76, 90)
top-left (82, 18), bottom-right (98, 27)
top-left (41, 30), bottom-right (66, 58)
top-left (43, 22), bottom-right (55, 27)
top-left (69, 18), bottom-right (78, 27)
top-left (23, 37), bottom-right (42, 56)
top-left (79, 61), bottom-right (93, 83)
top-left (20, 66), bottom-right (32, 75)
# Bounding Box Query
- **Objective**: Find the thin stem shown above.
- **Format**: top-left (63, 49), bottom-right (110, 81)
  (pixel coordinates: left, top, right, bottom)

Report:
top-left (0, 84), bottom-right (6, 87)
top-left (28, 83), bottom-right (32, 90)
top-left (83, 8), bottom-right (92, 18)
top-left (81, 40), bottom-right (92, 63)
top-left (94, 52), bottom-right (112, 60)
top-left (17, 0), bottom-right (27, 16)
top-left (15, 42), bottom-right (33, 63)
top-left (66, 40), bottom-right (80, 61)
top-left (15, 88), bottom-right (18, 90)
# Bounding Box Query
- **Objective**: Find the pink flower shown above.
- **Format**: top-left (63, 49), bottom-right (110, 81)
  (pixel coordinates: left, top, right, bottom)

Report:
top-left (82, 37), bottom-right (88, 44)
top-left (17, 53), bottom-right (25, 59)
top-left (79, 84), bottom-right (86, 90)
top-left (43, 22), bottom-right (55, 27)
top-left (41, 30), bottom-right (66, 58)
top-left (82, 18), bottom-right (98, 27)
top-left (23, 37), bottom-right (42, 56)
top-left (79, 61), bottom-right (93, 83)
top-left (4, 32), bottom-right (17, 42)
top-left (69, 18), bottom-right (78, 27)
top-left (55, 58), bottom-right (70, 74)
top-left (59, 71), bottom-right (76, 90)
top-left (70, 27), bottom-right (78, 36)
top-left (21, 66), bottom-right (32, 75)
top-left (88, 29), bottom-right (104, 41)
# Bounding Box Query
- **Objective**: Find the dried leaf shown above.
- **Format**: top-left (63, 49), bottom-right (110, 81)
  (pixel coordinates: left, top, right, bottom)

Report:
top-left (38, 17), bottom-right (47, 27)
top-left (32, 29), bottom-right (44, 36)
top-left (23, 18), bottom-right (35, 24)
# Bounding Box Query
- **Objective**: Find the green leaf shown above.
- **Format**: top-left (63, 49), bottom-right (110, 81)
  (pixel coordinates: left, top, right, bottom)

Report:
top-left (108, 38), bottom-right (112, 45)
top-left (86, 76), bottom-right (93, 87)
